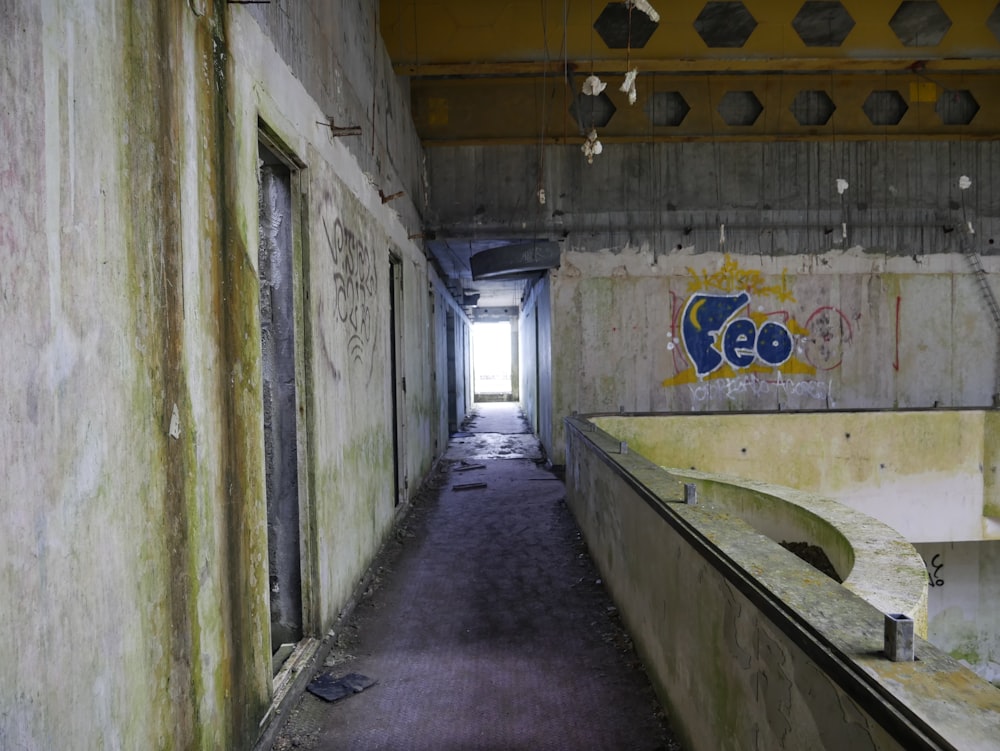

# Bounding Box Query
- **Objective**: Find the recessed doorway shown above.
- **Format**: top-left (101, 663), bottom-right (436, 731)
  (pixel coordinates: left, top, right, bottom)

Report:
top-left (258, 141), bottom-right (303, 661)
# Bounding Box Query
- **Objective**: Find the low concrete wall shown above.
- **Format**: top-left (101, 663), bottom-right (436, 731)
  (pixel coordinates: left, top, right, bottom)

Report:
top-left (666, 468), bottom-right (929, 639)
top-left (565, 417), bottom-right (1000, 751)
top-left (594, 410), bottom-right (998, 543)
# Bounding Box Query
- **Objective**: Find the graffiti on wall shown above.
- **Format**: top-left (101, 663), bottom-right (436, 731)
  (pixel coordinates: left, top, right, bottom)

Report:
top-left (680, 291), bottom-right (794, 377)
top-left (320, 212), bottom-right (379, 382)
top-left (662, 255), bottom-right (856, 402)
top-left (924, 553), bottom-right (945, 587)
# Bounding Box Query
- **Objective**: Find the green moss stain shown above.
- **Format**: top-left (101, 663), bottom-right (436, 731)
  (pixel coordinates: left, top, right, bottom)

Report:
top-left (982, 412), bottom-right (1000, 519)
top-left (119, 3), bottom-right (200, 747)
top-left (117, 2), bottom-right (273, 747)
top-left (596, 412), bottom-right (984, 498)
top-left (208, 5), bottom-right (273, 746)
top-left (311, 462), bottom-right (385, 617)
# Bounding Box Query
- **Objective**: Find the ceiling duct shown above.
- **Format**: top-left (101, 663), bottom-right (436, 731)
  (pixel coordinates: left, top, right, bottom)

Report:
top-left (470, 241), bottom-right (561, 280)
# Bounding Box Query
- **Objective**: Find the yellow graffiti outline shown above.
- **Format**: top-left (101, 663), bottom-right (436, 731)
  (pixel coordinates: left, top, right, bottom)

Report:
top-left (686, 255), bottom-right (796, 303)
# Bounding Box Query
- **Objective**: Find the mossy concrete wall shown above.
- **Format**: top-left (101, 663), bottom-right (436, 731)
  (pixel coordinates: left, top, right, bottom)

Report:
top-left (228, 0), bottom-right (448, 689)
top-left (546, 249), bottom-right (998, 466)
top-left (565, 420), bottom-right (1000, 751)
top-left (2, 3), bottom-right (270, 747)
top-left (594, 410), bottom-right (997, 543)
top-left (2, 2), bottom-right (442, 749)
top-left (914, 540), bottom-right (1000, 687)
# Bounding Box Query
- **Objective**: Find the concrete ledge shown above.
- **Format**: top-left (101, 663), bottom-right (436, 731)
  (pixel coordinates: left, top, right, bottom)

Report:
top-left (667, 468), bottom-right (929, 639)
top-left (565, 416), bottom-right (1000, 751)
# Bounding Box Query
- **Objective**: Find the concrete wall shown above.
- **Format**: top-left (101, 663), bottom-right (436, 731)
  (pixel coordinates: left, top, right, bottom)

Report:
top-left (244, 0), bottom-right (425, 220)
top-left (434, 278), bottom-right (472, 437)
top-left (547, 249), bottom-right (998, 463)
top-left (1, 2), bottom-right (444, 748)
top-left (424, 142), bottom-right (1000, 465)
top-left (519, 292), bottom-right (539, 432)
top-left (520, 275), bottom-right (553, 442)
top-left (914, 540), bottom-right (1000, 686)
top-left (593, 411), bottom-right (999, 543)
top-left (427, 142), bottom-right (1000, 254)
top-left (565, 419), bottom-right (1000, 751)
top-left (227, 0), bottom-right (445, 699)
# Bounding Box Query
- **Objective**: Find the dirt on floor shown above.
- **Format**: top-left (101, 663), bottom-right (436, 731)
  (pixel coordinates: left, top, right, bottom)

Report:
top-left (779, 540), bottom-right (842, 583)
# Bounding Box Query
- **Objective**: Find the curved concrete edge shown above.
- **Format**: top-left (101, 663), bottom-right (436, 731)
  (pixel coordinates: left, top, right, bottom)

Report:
top-left (669, 468), bottom-right (929, 639)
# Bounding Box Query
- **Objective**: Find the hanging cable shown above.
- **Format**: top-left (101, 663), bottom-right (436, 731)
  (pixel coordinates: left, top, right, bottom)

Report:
top-left (538, 0), bottom-right (551, 206)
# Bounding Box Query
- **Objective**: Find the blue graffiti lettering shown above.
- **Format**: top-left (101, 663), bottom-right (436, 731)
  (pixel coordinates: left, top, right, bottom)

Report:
top-left (756, 321), bottom-right (793, 367)
top-left (722, 318), bottom-right (757, 369)
top-left (681, 293), bottom-right (793, 376)
top-left (682, 293), bottom-right (749, 376)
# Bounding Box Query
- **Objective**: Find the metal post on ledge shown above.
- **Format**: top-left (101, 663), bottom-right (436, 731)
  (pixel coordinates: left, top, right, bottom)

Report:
top-left (684, 483), bottom-right (697, 505)
top-left (884, 613), bottom-right (915, 661)
top-left (619, 441), bottom-right (628, 455)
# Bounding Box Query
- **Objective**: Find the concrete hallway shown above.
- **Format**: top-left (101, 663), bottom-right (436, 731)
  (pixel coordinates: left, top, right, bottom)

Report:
top-left (271, 402), bottom-right (680, 750)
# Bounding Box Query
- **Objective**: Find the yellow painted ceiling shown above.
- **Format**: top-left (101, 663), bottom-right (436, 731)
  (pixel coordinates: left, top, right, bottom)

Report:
top-left (382, 0), bottom-right (1000, 143)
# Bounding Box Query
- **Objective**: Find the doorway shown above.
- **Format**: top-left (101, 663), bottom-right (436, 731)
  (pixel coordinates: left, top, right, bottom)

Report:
top-left (472, 320), bottom-right (513, 401)
top-left (388, 255), bottom-right (406, 506)
top-left (258, 143), bottom-right (303, 657)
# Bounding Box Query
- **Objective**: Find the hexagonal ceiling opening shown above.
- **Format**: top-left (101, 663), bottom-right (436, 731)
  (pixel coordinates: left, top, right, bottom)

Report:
top-left (694, 1), bottom-right (758, 48)
top-left (646, 91), bottom-right (691, 126)
top-left (718, 91), bottom-right (763, 126)
top-left (792, 1), bottom-right (855, 47)
top-left (863, 90), bottom-right (908, 126)
top-left (936, 90), bottom-right (980, 125)
top-left (570, 91), bottom-right (617, 129)
top-left (989, 3), bottom-right (1000, 44)
top-left (593, 2), bottom-right (660, 49)
top-left (889, 1), bottom-right (951, 47)
top-left (790, 90), bottom-right (836, 125)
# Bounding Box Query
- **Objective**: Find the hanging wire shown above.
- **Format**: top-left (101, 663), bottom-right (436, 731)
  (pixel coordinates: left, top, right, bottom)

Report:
top-left (626, 2), bottom-right (632, 71)
top-left (590, 0), bottom-right (595, 76)
top-left (538, 0), bottom-right (552, 203)
top-left (562, 0), bottom-right (570, 143)
top-left (411, 0), bottom-right (419, 72)
top-left (828, 68), bottom-right (837, 253)
top-left (706, 73), bottom-right (722, 252)
top-left (650, 71), bottom-right (660, 264)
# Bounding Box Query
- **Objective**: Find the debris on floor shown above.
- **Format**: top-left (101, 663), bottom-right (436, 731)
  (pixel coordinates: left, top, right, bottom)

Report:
top-left (270, 403), bottom-right (681, 750)
top-left (271, 643), bottom-right (297, 674)
top-left (306, 672), bottom-right (376, 703)
top-left (451, 481), bottom-right (487, 491)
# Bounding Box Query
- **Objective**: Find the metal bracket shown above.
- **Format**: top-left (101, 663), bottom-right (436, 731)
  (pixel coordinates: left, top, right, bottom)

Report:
top-left (318, 118), bottom-right (362, 137)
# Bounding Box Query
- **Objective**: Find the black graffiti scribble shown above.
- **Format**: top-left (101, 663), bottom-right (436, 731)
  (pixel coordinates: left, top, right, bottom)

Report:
top-left (926, 553), bottom-right (944, 587)
top-left (322, 216), bottom-right (378, 381)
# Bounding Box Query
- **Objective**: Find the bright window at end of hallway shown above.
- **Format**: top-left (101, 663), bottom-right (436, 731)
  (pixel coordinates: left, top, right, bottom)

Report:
top-left (473, 321), bottom-right (512, 397)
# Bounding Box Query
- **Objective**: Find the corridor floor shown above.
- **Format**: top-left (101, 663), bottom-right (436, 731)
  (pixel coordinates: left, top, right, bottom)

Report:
top-left (271, 402), bottom-right (680, 751)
